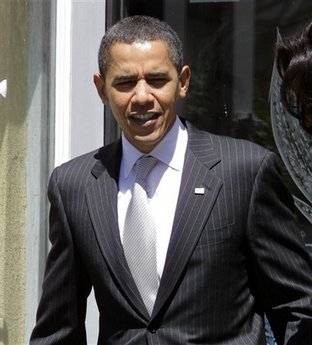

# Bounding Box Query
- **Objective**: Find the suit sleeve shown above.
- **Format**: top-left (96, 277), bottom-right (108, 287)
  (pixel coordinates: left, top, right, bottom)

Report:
top-left (246, 151), bottom-right (312, 345)
top-left (30, 168), bottom-right (92, 345)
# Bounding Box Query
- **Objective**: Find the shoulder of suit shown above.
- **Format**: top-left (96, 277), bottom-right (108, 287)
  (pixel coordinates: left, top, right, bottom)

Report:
top-left (57, 148), bottom-right (102, 170)
top-left (52, 139), bottom-right (121, 180)
top-left (186, 120), bottom-right (270, 156)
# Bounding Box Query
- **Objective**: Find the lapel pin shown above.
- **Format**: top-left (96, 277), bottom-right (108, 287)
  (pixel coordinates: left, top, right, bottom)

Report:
top-left (194, 187), bottom-right (205, 195)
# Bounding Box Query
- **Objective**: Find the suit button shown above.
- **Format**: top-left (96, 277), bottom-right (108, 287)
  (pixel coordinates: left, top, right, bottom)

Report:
top-left (149, 329), bottom-right (157, 333)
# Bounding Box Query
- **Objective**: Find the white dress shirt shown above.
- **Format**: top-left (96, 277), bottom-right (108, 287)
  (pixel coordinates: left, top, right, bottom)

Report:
top-left (118, 117), bottom-right (188, 280)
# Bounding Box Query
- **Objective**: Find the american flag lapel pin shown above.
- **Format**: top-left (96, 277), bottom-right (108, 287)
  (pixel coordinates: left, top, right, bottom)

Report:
top-left (194, 187), bottom-right (205, 195)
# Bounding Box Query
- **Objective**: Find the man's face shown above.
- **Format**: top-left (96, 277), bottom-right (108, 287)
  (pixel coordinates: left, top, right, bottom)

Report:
top-left (94, 40), bottom-right (190, 153)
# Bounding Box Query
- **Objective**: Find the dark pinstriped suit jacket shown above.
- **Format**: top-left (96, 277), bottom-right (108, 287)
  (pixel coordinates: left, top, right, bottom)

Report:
top-left (30, 122), bottom-right (312, 345)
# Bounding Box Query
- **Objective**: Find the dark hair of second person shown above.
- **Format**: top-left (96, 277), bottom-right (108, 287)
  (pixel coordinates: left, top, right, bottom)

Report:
top-left (276, 21), bottom-right (312, 134)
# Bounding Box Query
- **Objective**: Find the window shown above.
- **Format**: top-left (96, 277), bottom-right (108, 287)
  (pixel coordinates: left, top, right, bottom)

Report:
top-left (107, 0), bottom-right (312, 245)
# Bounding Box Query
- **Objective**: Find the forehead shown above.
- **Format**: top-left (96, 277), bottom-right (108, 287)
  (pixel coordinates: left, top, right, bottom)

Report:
top-left (107, 40), bottom-right (173, 69)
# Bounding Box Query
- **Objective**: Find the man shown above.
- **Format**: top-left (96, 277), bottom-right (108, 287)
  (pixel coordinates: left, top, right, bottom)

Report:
top-left (30, 15), bottom-right (312, 344)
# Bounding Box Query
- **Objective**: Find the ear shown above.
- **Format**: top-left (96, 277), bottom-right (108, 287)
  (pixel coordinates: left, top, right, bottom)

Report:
top-left (93, 73), bottom-right (109, 105)
top-left (179, 65), bottom-right (191, 99)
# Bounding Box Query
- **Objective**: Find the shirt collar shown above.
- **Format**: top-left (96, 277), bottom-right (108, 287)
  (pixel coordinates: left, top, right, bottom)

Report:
top-left (121, 117), bottom-right (188, 179)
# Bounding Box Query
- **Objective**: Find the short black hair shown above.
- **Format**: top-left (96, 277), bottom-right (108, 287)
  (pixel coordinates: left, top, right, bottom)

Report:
top-left (98, 15), bottom-right (183, 76)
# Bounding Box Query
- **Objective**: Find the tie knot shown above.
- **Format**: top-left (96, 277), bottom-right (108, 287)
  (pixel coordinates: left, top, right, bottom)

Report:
top-left (135, 155), bottom-right (158, 183)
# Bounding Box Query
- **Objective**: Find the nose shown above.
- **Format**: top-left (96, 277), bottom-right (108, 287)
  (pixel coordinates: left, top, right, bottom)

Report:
top-left (132, 80), bottom-right (153, 104)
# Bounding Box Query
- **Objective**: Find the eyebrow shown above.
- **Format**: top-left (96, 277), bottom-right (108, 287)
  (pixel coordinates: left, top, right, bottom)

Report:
top-left (113, 75), bottom-right (136, 83)
top-left (146, 72), bottom-right (169, 79)
top-left (113, 72), bottom-right (170, 83)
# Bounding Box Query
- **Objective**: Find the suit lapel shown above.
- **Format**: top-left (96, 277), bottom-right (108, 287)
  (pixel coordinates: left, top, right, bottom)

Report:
top-left (85, 141), bottom-right (150, 320)
top-left (85, 123), bottom-right (223, 321)
top-left (152, 125), bottom-right (223, 318)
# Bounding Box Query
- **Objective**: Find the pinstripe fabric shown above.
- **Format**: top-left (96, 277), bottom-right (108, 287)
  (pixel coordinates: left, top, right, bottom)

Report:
top-left (30, 121), bottom-right (312, 345)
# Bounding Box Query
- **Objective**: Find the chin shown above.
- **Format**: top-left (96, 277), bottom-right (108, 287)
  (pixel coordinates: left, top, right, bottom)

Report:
top-left (134, 136), bottom-right (162, 153)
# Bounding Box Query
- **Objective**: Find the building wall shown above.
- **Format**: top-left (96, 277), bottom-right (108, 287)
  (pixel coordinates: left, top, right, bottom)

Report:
top-left (0, 1), bottom-right (28, 344)
top-left (1, 0), bottom-right (105, 342)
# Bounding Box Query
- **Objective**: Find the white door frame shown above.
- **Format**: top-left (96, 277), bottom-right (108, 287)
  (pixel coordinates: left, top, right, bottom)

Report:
top-left (55, 0), bottom-right (105, 166)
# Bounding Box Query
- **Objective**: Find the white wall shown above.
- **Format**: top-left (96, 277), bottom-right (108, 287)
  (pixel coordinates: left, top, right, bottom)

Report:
top-left (55, 0), bottom-right (105, 167)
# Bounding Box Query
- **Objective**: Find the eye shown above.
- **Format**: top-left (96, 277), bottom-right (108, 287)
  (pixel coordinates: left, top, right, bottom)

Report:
top-left (114, 80), bottom-right (136, 91)
top-left (147, 77), bottom-right (168, 88)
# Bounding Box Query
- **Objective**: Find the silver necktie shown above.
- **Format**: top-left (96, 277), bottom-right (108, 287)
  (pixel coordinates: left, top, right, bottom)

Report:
top-left (123, 155), bottom-right (159, 315)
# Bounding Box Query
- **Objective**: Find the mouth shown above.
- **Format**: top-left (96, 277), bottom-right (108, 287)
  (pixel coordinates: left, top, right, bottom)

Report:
top-left (129, 112), bottom-right (161, 124)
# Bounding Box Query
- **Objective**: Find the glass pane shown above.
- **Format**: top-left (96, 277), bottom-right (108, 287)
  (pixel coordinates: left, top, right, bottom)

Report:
top-left (114, 0), bottom-right (312, 244)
